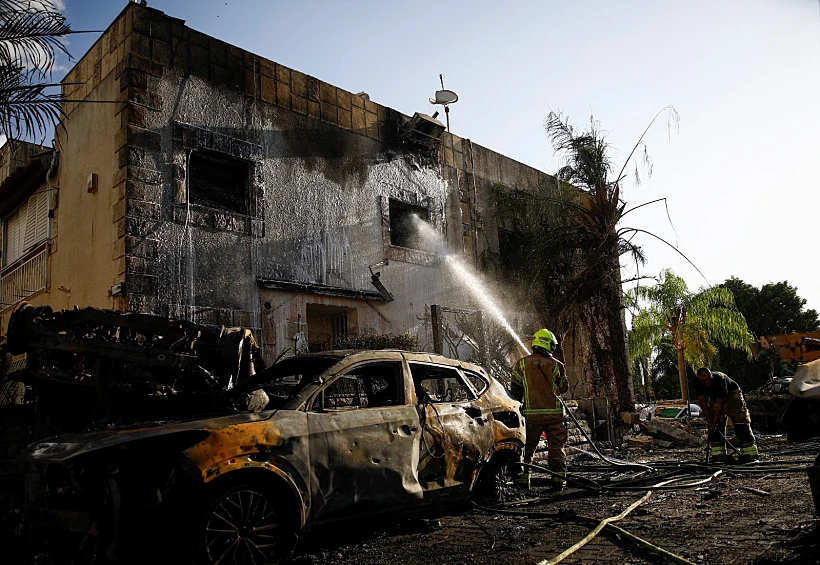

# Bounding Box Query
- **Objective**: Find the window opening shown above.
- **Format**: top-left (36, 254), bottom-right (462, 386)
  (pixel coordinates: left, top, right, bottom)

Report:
top-left (389, 199), bottom-right (430, 250)
top-left (331, 312), bottom-right (348, 344)
top-left (463, 370), bottom-right (489, 396)
top-left (316, 361), bottom-right (403, 411)
top-left (306, 304), bottom-right (355, 351)
top-left (3, 190), bottom-right (48, 267)
top-left (188, 149), bottom-right (249, 215)
top-left (408, 363), bottom-right (475, 403)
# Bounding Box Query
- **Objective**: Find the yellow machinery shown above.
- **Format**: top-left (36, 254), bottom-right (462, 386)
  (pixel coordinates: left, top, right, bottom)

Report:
top-left (752, 331), bottom-right (820, 443)
top-left (752, 331), bottom-right (820, 365)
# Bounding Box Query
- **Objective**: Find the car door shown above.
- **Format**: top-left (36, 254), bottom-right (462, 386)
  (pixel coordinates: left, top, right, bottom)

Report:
top-left (407, 361), bottom-right (495, 499)
top-left (306, 359), bottom-right (423, 524)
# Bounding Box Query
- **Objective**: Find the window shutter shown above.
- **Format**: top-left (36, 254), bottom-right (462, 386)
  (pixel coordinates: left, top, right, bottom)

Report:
top-left (23, 197), bottom-right (37, 249)
top-left (34, 191), bottom-right (49, 243)
top-left (5, 206), bottom-right (24, 265)
top-left (4, 190), bottom-right (49, 266)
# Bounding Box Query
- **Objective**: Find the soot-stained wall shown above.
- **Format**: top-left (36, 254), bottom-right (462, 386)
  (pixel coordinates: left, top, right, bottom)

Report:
top-left (90, 4), bottom-right (588, 374)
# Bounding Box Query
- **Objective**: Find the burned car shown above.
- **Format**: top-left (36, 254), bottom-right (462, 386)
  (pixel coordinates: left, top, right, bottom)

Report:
top-left (12, 307), bottom-right (523, 564)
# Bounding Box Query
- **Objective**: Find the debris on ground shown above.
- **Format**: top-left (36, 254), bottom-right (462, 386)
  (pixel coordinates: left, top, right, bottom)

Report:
top-left (642, 418), bottom-right (703, 447)
top-left (282, 436), bottom-right (818, 565)
top-left (623, 435), bottom-right (654, 450)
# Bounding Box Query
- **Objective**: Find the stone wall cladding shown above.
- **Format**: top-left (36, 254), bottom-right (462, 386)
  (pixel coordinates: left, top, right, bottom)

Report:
top-left (123, 5), bottom-right (404, 148)
top-left (115, 7), bottom-right (175, 314)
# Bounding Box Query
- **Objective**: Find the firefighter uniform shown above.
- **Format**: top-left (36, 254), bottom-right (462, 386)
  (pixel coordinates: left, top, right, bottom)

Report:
top-left (510, 329), bottom-right (568, 489)
top-left (692, 368), bottom-right (759, 463)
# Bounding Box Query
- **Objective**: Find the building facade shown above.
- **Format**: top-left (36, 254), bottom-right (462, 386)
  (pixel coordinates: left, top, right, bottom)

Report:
top-left (0, 3), bottom-right (592, 390)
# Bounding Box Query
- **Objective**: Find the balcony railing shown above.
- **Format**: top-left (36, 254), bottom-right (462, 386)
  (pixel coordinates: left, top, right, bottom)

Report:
top-left (1, 246), bottom-right (47, 310)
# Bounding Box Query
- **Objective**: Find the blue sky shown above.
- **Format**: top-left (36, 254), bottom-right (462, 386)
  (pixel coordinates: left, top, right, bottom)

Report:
top-left (59, 0), bottom-right (820, 314)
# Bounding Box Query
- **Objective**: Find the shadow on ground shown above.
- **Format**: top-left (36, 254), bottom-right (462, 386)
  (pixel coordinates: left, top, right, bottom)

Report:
top-left (753, 521), bottom-right (820, 565)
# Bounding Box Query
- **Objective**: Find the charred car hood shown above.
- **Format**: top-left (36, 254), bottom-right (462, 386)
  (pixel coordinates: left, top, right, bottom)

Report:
top-left (21, 411), bottom-right (274, 464)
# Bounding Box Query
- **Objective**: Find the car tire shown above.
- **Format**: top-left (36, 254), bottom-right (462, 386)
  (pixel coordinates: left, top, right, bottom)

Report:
top-left (196, 475), bottom-right (297, 565)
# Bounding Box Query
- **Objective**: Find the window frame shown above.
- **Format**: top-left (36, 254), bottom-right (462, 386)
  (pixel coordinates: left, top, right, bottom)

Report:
top-left (2, 189), bottom-right (49, 269)
top-left (172, 122), bottom-right (264, 237)
top-left (462, 369), bottom-right (490, 397)
top-left (387, 198), bottom-right (431, 251)
top-left (309, 360), bottom-right (406, 413)
top-left (380, 195), bottom-right (440, 266)
top-left (408, 362), bottom-right (477, 404)
top-left (187, 148), bottom-right (251, 216)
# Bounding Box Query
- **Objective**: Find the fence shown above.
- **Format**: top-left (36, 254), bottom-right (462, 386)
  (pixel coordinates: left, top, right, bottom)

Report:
top-left (430, 304), bottom-right (520, 383)
top-left (1, 247), bottom-right (47, 311)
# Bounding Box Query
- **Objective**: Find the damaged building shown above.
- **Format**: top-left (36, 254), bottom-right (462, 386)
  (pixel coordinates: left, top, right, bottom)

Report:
top-left (0, 3), bottom-right (601, 381)
top-left (0, 5), bottom-right (637, 558)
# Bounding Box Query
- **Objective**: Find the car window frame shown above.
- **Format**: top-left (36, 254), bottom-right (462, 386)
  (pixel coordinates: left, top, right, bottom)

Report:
top-left (461, 369), bottom-right (490, 397)
top-left (407, 362), bottom-right (477, 404)
top-left (308, 359), bottom-right (407, 413)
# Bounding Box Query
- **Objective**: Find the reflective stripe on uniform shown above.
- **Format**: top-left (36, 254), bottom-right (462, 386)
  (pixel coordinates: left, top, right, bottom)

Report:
top-left (514, 472), bottom-right (531, 485)
top-left (519, 359), bottom-right (531, 411)
top-left (710, 445), bottom-right (726, 456)
top-left (741, 445), bottom-right (759, 455)
top-left (523, 408), bottom-right (563, 415)
top-left (551, 470), bottom-right (567, 484)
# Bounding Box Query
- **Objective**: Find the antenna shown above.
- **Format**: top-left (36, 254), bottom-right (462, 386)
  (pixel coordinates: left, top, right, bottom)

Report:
top-left (429, 74), bottom-right (458, 133)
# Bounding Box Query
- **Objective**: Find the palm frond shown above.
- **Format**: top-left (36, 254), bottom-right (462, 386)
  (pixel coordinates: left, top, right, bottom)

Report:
top-left (0, 65), bottom-right (61, 141)
top-left (0, 1), bottom-right (73, 141)
top-left (614, 105), bottom-right (679, 186)
top-left (629, 308), bottom-right (665, 359)
top-left (0, 0), bottom-right (71, 73)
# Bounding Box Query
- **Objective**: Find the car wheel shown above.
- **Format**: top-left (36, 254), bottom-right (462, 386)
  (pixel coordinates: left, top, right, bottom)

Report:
top-left (199, 478), bottom-right (295, 565)
top-left (811, 452), bottom-right (820, 516)
top-left (474, 455), bottom-right (518, 502)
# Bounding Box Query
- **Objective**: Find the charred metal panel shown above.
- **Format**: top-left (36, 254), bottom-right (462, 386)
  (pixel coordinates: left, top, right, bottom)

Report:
top-left (307, 404), bottom-right (423, 523)
top-left (3, 302), bottom-right (265, 433)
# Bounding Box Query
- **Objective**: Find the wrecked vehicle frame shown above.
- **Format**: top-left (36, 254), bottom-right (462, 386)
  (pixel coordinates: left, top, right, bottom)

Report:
top-left (14, 336), bottom-right (524, 564)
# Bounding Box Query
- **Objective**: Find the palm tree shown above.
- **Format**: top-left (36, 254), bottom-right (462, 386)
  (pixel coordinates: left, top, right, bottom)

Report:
top-left (0, 0), bottom-right (73, 142)
top-left (495, 108), bottom-right (680, 413)
top-left (629, 269), bottom-right (751, 401)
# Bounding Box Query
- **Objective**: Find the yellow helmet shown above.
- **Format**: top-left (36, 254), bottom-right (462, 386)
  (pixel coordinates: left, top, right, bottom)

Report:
top-left (532, 329), bottom-right (557, 352)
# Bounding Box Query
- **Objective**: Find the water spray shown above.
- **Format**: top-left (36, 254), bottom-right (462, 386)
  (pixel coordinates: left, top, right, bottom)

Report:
top-left (412, 216), bottom-right (530, 355)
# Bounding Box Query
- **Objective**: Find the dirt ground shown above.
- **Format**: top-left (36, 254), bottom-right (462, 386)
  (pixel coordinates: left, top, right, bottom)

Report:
top-left (291, 435), bottom-right (819, 565)
top-left (4, 436), bottom-right (817, 565)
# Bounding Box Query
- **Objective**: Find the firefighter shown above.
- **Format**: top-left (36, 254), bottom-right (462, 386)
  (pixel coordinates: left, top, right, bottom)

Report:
top-left (692, 367), bottom-right (759, 463)
top-left (510, 329), bottom-right (569, 490)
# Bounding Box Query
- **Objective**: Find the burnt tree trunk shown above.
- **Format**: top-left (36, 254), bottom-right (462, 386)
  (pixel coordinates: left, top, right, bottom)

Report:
top-left (579, 281), bottom-right (635, 414)
top-left (538, 252), bottom-right (636, 413)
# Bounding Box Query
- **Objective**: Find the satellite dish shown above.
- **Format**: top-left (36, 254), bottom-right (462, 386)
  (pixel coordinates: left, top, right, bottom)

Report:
top-left (429, 89), bottom-right (459, 105)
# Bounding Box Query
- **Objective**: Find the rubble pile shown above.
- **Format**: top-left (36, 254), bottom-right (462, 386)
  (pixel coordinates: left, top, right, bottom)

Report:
top-left (620, 415), bottom-right (705, 451)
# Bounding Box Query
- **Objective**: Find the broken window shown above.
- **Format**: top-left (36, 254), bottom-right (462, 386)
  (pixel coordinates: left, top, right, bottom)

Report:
top-left (244, 356), bottom-right (338, 408)
top-left (409, 363), bottom-right (475, 403)
top-left (316, 361), bottom-right (404, 411)
top-left (389, 199), bottom-right (429, 250)
top-left (462, 370), bottom-right (489, 396)
top-left (188, 149), bottom-right (249, 215)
